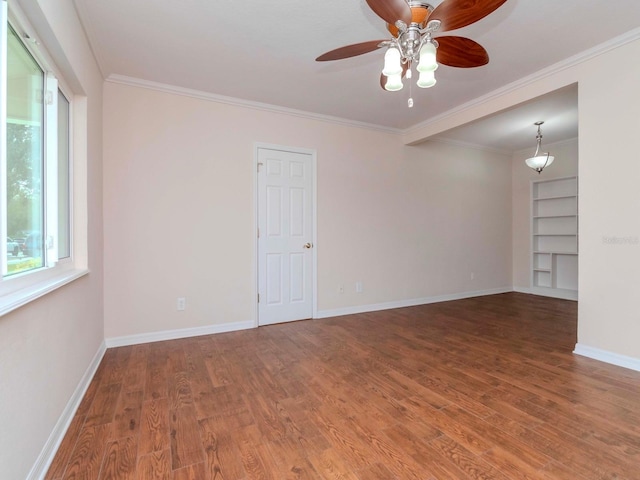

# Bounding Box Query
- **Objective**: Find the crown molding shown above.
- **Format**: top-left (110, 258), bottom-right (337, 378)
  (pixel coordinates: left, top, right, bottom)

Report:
top-left (105, 74), bottom-right (404, 135)
top-left (404, 26), bottom-right (640, 141)
top-left (103, 26), bottom-right (640, 145)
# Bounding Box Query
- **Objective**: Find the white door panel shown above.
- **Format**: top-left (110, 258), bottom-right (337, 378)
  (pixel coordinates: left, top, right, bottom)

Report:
top-left (258, 148), bottom-right (313, 326)
top-left (266, 253), bottom-right (283, 305)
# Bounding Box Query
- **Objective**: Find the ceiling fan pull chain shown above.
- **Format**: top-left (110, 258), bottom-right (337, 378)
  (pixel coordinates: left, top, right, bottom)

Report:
top-left (408, 63), bottom-right (414, 108)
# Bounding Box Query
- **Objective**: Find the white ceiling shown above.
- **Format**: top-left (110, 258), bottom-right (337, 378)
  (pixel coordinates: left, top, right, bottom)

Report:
top-left (433, 84), bottom-right (579, 152)
top-left (74, 0), bottom-right (640, 149)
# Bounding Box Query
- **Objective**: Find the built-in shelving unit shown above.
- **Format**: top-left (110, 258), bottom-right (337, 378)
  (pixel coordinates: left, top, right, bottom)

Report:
top-left (531, 176), bottom-right (578, 300)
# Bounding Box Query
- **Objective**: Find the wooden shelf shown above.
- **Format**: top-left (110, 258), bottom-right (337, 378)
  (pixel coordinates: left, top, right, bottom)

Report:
top-left (533, 251), bottom-right (578, 255)
top-left (531, 177), bottom-right (578, 294)
top-left (533, 194), bottom-right (577, 201)
top-left (533, 233), bottom-right (577, 237)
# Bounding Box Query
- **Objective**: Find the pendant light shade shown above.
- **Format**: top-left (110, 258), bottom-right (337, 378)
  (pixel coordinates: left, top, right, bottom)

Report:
top-left (382, 47), bottom-right (402, 76)
top-left (417, 69), bottom-right (436, 88)
top-left (417, 42), bottom-right (437, 72)
top-left (525, 154), bottom-right (555, 172)
top-left (385, 73), bottom-right (404, 91)
top-left (525, 122), bottom-right (554, 174)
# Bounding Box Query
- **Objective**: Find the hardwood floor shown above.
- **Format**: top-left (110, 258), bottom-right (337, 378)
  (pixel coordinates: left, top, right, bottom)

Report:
top-left (45, 293), bottom-right (640, 479)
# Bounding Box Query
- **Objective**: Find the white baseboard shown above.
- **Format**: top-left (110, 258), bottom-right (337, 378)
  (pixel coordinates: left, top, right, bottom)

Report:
top-left (573, 344), bottom-right (640, 372)
top-left (513, 286), bottom-right (578, 301)
top-left (27, 340), bottom-right (107, 480)
top-left (315, 287), bottom-right (513, 319)
top-left (30, 322), bottom-right (255, 477)
top-left (512, 287), bottom-right (532, 295)
top-left (105, 320), bottom-right (256, 348)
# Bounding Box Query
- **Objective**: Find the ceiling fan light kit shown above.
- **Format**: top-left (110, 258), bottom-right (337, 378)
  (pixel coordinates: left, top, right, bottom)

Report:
top-left (382, 47), bottom-right (403, 76)
top-left (417, 41), bottom-right (438, 73)
top-left (316, 0), bottom-right (508, 106)
top-left (385, 72), bottom-right (405, 91)
top-left (416, 69), bottom-right (436, 88)
top-left (525, 121), bottom-right (555, 174)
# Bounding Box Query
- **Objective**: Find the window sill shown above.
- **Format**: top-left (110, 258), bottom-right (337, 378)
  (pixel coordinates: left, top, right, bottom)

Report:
top-left (0, 268), bottom-right (89, 317)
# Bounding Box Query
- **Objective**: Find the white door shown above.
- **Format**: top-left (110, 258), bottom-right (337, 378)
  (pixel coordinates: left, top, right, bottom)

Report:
top-left (257, 147), bottom-right (314, 326)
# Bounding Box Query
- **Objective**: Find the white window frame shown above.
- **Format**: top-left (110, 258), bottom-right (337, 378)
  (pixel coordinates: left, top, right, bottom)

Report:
top-left (0, 0), bottom-right (87, 316)
top-left (56, 87), bottom-right (73, 261)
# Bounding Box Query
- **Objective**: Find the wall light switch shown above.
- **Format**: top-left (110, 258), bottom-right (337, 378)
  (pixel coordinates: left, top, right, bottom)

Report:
top-left (177, 297), bottom-right (186, 311)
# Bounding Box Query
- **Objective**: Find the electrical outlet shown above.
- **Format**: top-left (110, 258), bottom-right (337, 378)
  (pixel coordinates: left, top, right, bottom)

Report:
top-left (177, 297), bottom-right (186, 311)
top-left (338, 285), bottom-right (344, 294)
top-left (470, 272), bottom-right (475, 280)
top-left (356, 281), bottom-right (363, 293)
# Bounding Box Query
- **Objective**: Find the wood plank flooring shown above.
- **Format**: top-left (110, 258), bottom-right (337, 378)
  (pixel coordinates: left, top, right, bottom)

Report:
top-left (45, 293), bottom-right (640, 479)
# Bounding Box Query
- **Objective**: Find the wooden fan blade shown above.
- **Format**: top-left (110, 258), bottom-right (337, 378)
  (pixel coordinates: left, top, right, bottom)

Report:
top-left (366, 0), bottom-right (412, 27)
top-left (379, 63), bottom-right (409, 90)
top-left (430, 0), bottom-right (508, 32)
top-left (436, 36), bottom-right (489, 68)
top-left (316, 40), bottom-right (386, 61)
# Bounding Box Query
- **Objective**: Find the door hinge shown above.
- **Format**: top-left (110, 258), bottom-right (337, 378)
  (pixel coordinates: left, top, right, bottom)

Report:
top-left (257, 293), bottom-right (260, 303)
top-left (257, 162), bottom-right (264, 172)
top-left (257, 227), bottom-right (260, 238)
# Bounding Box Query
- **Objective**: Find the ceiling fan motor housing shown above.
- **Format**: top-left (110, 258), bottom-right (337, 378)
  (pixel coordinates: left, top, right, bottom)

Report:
top-left (409, 1), bottom-right (434, 26)
top-left (388, 1), bottom-right (434, 36)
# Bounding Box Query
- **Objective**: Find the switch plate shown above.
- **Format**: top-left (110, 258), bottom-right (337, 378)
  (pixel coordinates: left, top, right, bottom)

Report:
top-left (356, 281), bottom-right (363, 293)
top-left (177, 297), bottom-right (186, 311)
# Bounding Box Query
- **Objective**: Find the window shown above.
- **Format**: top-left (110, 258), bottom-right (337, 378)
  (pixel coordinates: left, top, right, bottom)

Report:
top-left (0, 0), bottom-right (86, 315)
top-left (58, 90), bottom-right (71, 260)
top-left (5, 22), bottom-right (46, 275)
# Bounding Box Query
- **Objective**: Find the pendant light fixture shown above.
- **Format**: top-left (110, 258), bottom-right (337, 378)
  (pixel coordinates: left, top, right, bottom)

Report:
top-left (525, 121), bottom-right (555, 174)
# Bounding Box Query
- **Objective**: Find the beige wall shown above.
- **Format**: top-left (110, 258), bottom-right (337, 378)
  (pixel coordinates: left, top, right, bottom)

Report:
top-left (103, 82), bottom-right (512, 339)
top-left (0, 1), bottom-right (104, 478)
top-left (512, 138), bottom-right (579, 289)
top-left (407, 37), bottom-right (640, 362)
top-left (578, 39), bottom-right (640, 359)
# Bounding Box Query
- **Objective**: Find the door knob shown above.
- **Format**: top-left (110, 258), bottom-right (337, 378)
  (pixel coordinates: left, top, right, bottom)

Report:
top-left (303, 242), bottom-right (313, 249)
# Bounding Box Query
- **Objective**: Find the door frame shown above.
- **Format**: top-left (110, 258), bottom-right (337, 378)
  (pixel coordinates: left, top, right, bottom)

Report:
top-left (253, 142), bottom-right (318, 327)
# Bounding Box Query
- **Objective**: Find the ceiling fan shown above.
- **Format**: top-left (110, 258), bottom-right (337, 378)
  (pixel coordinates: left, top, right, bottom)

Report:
top-left (316, 0), bottom-right (508, 98)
